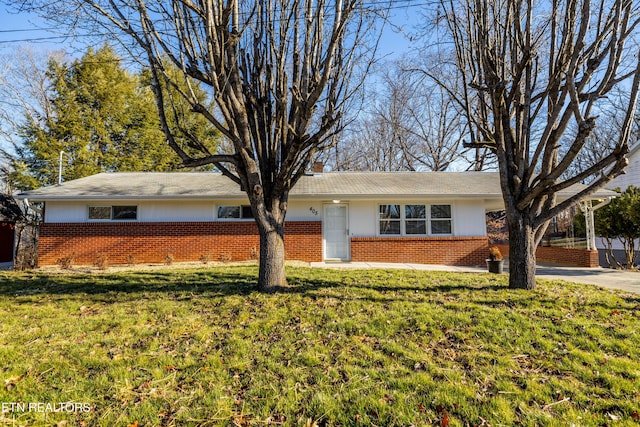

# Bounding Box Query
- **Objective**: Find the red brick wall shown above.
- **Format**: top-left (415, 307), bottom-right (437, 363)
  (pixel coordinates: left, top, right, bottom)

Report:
top-left (494, 244), bottom-right (599, 268)
top-left (351, 236), bottom-right (488, 266)
top-left (37, 221), bottom-right (601, 268)
top-left (38, 221), bottom-right (323, 266)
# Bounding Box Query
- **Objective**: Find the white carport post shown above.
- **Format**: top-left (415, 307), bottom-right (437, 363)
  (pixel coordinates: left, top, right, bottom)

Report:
top-left (580, 200), bottom-right (596, 251)
top-left (580, 197), bottom-right (614, 251)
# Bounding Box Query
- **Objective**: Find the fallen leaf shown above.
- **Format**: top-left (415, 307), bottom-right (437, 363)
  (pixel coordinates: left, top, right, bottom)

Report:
top-left (441, 412), bottom-right (450, 427)
top-left (303, 419), bottom-right (319, 427)
top-left (380, 394), bottom-right (395, 404)
top-left (4, 375), bottom-right (20, 391)
top-left (232, 414), bottom-right (251, 427)
top-left (127, 422), bottom-right (140, 427)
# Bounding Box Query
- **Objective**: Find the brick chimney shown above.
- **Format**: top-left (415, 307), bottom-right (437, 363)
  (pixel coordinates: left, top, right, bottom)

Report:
top-left (312, 161), bottom-right (324, 174)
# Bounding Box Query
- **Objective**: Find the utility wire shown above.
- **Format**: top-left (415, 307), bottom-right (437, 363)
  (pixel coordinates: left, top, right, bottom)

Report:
top-left (0, 0), bottom-right (433, 44)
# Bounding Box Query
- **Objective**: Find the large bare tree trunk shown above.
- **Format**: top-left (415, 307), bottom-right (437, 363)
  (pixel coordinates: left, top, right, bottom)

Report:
top-left (252, 194), bottom-right (288, 290)
top-left (257, 222), bottom-right (287, 290)
top-left (434, 0), bottom-right (640, 290)
top-left (17, 0), bottom-right (378, 291)
top-left (507, 214), bottom-right (538, 290)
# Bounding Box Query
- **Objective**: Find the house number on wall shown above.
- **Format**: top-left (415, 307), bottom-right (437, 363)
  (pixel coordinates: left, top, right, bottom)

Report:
top-left (309, 207), bottom-right (318, 216)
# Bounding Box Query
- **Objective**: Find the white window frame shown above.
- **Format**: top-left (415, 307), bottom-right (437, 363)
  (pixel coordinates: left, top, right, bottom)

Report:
top-left (378, 204), bottom-right (402, 235)
top-left (88, 205), bottom-right (138, 221)
top-left (405, 204), bottom-right (428, 235)
top-left (377, 203), bottom-right (453, 236)
top-left (216, 205), bottom-right (254, 220)
top-left (429, 204), bottom-right (453, 235)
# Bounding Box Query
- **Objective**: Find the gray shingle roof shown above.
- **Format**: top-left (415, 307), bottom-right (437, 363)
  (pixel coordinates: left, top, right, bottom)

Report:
top-left (17, 171), bottom-right (616, 202)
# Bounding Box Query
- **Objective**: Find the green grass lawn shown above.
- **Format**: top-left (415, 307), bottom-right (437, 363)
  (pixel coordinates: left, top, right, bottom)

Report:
top-left (0, 266), bottom-right (639, 426)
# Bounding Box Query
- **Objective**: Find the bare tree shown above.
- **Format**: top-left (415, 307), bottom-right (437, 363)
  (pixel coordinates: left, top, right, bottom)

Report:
top-left (0, 193), bottom-right (39, 269)
top-left (13, 0), bottom-right (378, 290)
top-left (0, 47), bottom-right (63, 147)
top-left (567, 88), bottom-right (640, 180)
top-left (331, 90), bottom-right (416, 171)
top-left (400, 78), bottom-right (467, 171)
top-left (434, 0), bottom-right (640, 289)
top-left (410, 49), bottom-right (497, 171)
top-left (330, 58), bottom-right (472, 171)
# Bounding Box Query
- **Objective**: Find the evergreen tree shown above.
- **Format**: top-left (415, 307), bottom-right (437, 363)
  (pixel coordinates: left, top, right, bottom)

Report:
top-left (139, 59), bottom-right (220, 163)
top-left (5, 45), bottom-right (218, 189)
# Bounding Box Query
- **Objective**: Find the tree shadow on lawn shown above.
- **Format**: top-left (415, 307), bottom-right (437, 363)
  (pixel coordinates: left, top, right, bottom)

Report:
top-left (0, 269), bottom-right (260, 299)
top-left (1, 268), bottom-right (637, 309)
top-left (0, 267), bottom-right (505, 297)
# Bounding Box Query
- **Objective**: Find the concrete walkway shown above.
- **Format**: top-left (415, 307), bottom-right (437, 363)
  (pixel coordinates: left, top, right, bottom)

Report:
top-left (310, 261), bottom-right (640, 294)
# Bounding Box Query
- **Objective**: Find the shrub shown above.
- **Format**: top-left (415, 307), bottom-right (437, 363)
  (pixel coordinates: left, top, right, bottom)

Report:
top-left (488, 246), bottom-right (503, 261)
top-left (56, 253), bottom-right (75, 269)
top-left (93, 253), bottom-right (109, 270)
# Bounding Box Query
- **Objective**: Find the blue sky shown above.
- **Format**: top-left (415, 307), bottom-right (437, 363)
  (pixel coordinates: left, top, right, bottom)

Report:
top-left (0, 7), bottom-right (70, 51)
top-left (0, 3), bottom-right (421, 56)
top-left (0, 2), bottom-right (422, 153)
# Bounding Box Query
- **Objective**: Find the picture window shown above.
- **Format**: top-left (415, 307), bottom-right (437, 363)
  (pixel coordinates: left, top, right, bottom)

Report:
top-left (378, 203), bottom-right (452, 236)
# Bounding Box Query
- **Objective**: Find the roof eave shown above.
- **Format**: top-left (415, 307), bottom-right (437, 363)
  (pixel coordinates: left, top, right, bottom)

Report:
top-left (18, 195), bottom-right (248, 202)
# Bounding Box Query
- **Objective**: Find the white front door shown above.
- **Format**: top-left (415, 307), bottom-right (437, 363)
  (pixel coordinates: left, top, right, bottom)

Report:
top-left (324, 204), bottom-right (349, 261)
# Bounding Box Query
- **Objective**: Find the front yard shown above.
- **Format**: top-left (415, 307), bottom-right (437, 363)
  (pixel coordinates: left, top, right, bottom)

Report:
top-left (0, 266), bottom-right (638, 426)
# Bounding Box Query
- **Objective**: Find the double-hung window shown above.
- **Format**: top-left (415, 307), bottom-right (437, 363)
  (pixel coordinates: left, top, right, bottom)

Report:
top-left (405, 204), bottom-right (427, 235)
top-left (378, 203), bottom-right (452, 235)
top-left (379, 204), bottom-right (401, 234)
top-left (430, 204), bottom-right (452, 234)
top-left (217, 205), bottom-right (254, 219)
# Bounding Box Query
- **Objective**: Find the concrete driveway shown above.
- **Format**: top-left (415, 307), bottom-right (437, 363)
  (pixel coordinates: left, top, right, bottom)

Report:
top-left (310, 261), bottom-right (640, 294)
top-left (534, 264), bottom-right (640, 294)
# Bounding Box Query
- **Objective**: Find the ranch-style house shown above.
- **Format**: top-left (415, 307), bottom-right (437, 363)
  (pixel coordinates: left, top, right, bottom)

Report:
top-left (16, 169), bottom-right (613, 268)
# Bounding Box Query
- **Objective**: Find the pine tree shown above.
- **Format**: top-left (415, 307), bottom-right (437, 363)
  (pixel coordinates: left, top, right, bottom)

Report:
top-left (6, 45), bottom-right (218, 189)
